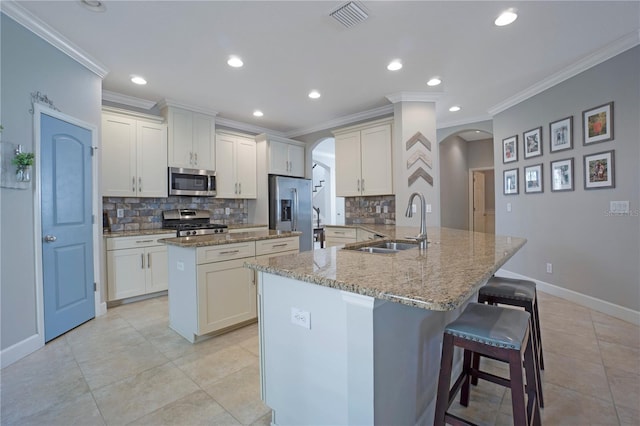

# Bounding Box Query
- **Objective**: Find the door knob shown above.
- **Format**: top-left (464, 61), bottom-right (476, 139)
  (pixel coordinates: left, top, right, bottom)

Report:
top-left (43, 235), bottom-right (57, 243)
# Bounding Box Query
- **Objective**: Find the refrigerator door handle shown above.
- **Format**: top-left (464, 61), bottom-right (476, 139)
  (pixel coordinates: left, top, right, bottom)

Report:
top-left (291, 188), bottom-right (298, 231)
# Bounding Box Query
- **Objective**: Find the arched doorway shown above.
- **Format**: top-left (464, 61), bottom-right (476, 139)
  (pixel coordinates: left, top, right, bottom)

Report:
top-left (311, 137), bottom-right (345, 226)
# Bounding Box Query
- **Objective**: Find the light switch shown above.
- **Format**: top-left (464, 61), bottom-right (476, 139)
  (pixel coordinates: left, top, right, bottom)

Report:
top-left (383, 205), bottom-right (389, 213)
top-left (117, 208), bottom-right (124, 218)
top-left (412, 204), bottom-right (417, 214)
top-left (376, 205), bottom-right (381, 214)
top-left (225, 207), bottom-right (231, 215)
top-left (507, 203), bottom-right (512, 212)
top-left (426, 204), bottom-right (432, 213)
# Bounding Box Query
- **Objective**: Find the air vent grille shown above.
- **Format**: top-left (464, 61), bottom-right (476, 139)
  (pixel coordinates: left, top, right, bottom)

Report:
top-left (330, 1), bottom-right (368, 28)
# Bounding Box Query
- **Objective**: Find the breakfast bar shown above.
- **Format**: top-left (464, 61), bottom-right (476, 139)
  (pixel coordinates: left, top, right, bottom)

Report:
top-left (245, 226), bottom-right (526, 425)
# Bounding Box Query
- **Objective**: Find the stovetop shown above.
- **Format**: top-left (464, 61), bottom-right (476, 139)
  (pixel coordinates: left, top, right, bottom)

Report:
top-left (162, 209), bottom-right (228, 236)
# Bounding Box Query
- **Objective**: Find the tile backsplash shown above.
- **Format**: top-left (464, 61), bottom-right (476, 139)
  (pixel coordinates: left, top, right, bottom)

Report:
top-left (103, 196), bottom-right (248, 232)
top-left (345, 195), bottom-right (396, 225)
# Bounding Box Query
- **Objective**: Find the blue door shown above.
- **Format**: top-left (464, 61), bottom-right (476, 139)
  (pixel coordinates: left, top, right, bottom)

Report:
top-left (41, 112), bottom-right (95, 342)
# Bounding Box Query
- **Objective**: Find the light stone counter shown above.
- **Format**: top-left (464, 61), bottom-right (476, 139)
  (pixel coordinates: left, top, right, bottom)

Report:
top-left (159, 229), bottom-right (301, 248)
top-left (245, 226), bottom-right (526, 311)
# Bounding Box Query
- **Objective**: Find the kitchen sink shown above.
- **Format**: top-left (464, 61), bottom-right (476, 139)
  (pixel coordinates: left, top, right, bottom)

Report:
top-left (344, 240), bottom-right (419, 254)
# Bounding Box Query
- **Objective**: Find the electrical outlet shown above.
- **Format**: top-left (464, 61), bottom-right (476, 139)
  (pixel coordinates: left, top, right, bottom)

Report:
top-left (610, 200), bottom-right (629, 214)
top-left (383, 205), bottom-right (388, 213)
top-left (117, 208), bottom-right (124, 218)
top-left (177, 261), bottom-right (184, 271)
top-left (291, 307), bottom-right (310, 329)
top-left (507, 203), bottom-right (512, 212)
top-left (426, 204), bottom-right (432, 213)
top-left (412, 204), bottom-right (417, 214)
top-left (546, 263), bottom-right (553, 274)
top-left (376, 205), bottom-right (381, 214)
top-left (225, 207), bottom-right (231, 215)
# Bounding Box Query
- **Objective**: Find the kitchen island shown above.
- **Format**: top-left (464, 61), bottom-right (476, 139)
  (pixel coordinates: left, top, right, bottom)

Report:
top-left (160, 230), bottom-right (300, 343)
top-left (244, 226), bottom-right (526, 425)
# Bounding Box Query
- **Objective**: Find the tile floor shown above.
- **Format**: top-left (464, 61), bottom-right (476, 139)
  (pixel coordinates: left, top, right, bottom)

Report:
top-left (1, 291), bottom-right (638, 425)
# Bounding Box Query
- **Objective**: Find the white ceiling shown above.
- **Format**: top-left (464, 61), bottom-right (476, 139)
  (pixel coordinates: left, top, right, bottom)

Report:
top-left (9, 1), bottom-right (640, 137)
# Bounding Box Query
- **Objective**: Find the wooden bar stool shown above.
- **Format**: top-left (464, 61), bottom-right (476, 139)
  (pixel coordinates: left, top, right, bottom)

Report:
top-left (474, 276), bottom-right (544, 408)
top-left (434, 303), bottom-right (541, 426)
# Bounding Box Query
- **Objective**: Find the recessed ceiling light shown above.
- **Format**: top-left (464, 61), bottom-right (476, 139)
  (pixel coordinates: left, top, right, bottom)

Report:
top-left (80, 0), bottom-right (106, 12)
top-left (253, 110), bottom-right (264, 117)
top-left (308, 90), bottom-right (321, 99)
top-left (227, 56), bottom-right (244, 68)
top-left (130, 75), bottom-right (147, 85)
top-left (449, 106), bottom-right (461, 112)
top-left (427, 77), bottom-right (442, 87)
top-left (495, 8), bottom-right (518, 26)
top-left (387, 60), bottom-right (402, 71)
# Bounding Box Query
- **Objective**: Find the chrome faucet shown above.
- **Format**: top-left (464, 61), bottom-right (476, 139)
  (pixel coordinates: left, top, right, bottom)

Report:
top-left (405, 192), bottom-right (428, 249)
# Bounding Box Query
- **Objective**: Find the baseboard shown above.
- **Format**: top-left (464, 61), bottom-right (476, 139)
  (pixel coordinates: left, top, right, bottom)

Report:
top-left (497, 269), bottom-right (640, 326)
top-left (0, 333), bottom-right (43, 369)
top-left (97, 301), bottom-right (107, 316)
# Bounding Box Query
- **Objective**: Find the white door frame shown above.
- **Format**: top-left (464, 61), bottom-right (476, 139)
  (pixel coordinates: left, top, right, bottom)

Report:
top-left (33, 104), bottom-right (104, 348)
top-left (468, 167), bottom-right (494, 232)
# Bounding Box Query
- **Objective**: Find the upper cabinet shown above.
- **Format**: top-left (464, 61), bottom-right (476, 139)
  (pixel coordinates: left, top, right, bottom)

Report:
top-left (333, 119), bottom-right (393, 197)
top-left (160, 102), bottom-right (216, 171)
top-left (215, 131), bottom-right (257, 199)
top-left (256, 134), bottom-right (306, 177)
top-left (102, 108), bottom-right (167, 198)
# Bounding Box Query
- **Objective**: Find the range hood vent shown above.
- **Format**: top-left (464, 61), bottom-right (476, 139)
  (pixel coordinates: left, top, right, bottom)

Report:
top-left (330, 1), bottom-right (368, 28)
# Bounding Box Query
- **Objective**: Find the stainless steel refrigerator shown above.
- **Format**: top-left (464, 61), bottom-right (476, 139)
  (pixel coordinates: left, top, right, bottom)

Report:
top-left (269, 175), bottom-right (313, 252)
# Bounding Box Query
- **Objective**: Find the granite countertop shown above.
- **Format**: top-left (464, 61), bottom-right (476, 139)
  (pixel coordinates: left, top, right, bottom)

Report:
top-left (245, 227), bottom-right (526, 312)
top-left (159, 230), bottom-right (301, 248)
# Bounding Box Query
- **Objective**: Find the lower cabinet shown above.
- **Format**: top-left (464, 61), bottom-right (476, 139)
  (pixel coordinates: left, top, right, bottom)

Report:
top-left (106, 233), bottom-right (172, 301)
top-left (324, 226), bottom-right (357, 247)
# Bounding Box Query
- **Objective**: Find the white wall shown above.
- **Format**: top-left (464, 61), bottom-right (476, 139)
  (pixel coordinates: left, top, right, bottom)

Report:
top-left (0, 14), bottom-right (102, 351)
top-left (494, 46), bottom-right (639, 313)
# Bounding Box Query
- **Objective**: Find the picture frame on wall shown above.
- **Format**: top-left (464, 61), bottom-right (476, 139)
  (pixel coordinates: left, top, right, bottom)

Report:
top-left (550, 158), bottom-right (574, 192)
top-left (523, 127), bottom-right (543, 158)
top-left (549, 116), bottom-right (573, 153)
top-left (503, 168), bottom-right (519, 195)
top-left (502, 135), bottom-right (518, 163)
top-left (583, 102), bottom-right (614, 145)
top-left (524, 164), bottom-right (543, 194)
top-left (584, 150), bottom-right (615, 190)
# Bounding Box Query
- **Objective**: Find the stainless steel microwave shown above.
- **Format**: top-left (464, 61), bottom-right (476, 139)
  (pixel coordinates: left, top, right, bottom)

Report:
top-left (168, 167), bottom-right (216, 196)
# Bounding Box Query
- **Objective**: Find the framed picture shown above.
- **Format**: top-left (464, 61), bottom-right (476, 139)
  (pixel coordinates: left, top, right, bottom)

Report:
top-left (503, 168), bottom-right (519, 195)
top-left (524, 164), bottom-right (543, 194)
top-left (549, 116), bottom-right (573, 153)
top-left (523, 127), bottom-right (543, 158)
top-left (550, 158), bottom-right (574, 192)
top-left (584, 150), bottom-right (615, 190)
top-left (583, 102), bottom-right (614, 145)
top-left (502, 135), bottom-right (518, 163)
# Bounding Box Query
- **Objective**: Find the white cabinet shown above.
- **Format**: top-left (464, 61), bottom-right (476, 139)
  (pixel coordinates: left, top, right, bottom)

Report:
top-left (106, 233), bottom-right (172, 301)
top-left (161, 105), bottom-right (216, 170)
top-left (216, 131), bottom-right (257, 199)
top-left (334, 120), bottom-right (393, 197)
top-left (256, 134), bottom-right (306, 177)
top-left (324, 226), bottom-right (357, 247)
top-left (102, 109), bottom-right (167, 198)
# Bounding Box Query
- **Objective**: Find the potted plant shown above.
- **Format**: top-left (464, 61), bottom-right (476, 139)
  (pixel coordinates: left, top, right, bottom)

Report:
top-left (12, 151), bottom-right (34, 182)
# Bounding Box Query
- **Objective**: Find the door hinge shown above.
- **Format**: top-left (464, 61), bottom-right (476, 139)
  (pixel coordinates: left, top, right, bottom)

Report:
top-left (92, 214), bottom-right (95, 224)
top-left (90, 146), bottom-right (98, 156)
top-left (93, 282), bottom-right (97, 292)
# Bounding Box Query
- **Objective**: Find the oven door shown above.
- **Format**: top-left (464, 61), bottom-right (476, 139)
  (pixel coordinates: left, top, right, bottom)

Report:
top-left (169, 167), bottom-right (216, 196)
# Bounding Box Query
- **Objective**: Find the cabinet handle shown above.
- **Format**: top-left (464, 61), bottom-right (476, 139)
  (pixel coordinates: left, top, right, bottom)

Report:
top-left (271, 243), bottom-right (287, 248)
top-left (132, 177), bottom-right (136, 193)
top-left (141, 253), bottom-right (145, 269)
top-left (147, 253), bottom-right (151, 268)
top-left (138, 177), bottom-right (142, 193)
top-left (357, 179), bottom-right (360, 192)
top-left (238, 182), bottom-right (242, 194)
top-left (287, 161), bottom-right (291, 172)
top-left (334, 231), bottom-right (345, 235)
top-left (190, 152), bottom-right (193, 165)
top-left (220, 249), bottom-right (240, 255)
top-left (235, 182), bottom-right (238, 194)
top-left (194, 153), bottom-right (198, 165)
top-left (135, 239), bottom-right (153, 244)
top-left (361, 178), bottom-right (365, 192)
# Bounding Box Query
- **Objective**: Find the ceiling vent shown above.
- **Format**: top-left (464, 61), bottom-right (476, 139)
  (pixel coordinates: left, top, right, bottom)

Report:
top-left (330, 2), bottom-right (369, 28)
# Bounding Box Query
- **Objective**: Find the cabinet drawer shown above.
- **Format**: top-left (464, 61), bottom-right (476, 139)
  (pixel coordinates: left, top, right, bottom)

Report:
top-left (255, 237), bottom-right (300, 256)
top-left (106, 233), bottom-right (174, 250)
top-left (197, 242), bottom-right (256, 264)
top-left (325, 227), bottom-right (357, 239)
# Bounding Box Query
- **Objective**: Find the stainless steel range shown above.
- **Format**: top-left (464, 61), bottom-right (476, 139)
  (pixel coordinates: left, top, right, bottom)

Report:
top-left (162, 209), bottom-right (228, 236)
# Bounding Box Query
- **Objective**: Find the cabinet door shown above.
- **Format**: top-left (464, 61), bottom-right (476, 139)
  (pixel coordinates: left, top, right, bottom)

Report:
top-left (335, 131), bottom-right (362, 197)
top-left (193, 113), bottom-right (215, 170)
top-left (197, 258), bottom-right (257, 335)
top-left (167, 107), bottom-right (193, 168)
top-left (137, 121), bottom-right (168, 198)
top-left (146, 245), bottom-right (168, 293)
top-left (236, 137), bottom-right (257, 199)
top-left (215, 133), bottom-right (238, 198)
top-left (360, 124), bottom-right (393, 196)
top-left (268, 140), bottom-right (289, 175)
top-left (288, 144), bottom-right (305, 177)
top-left (107, 248), bottom-right (146, 300)
top-left (102, 114), bottom-right (136, 196)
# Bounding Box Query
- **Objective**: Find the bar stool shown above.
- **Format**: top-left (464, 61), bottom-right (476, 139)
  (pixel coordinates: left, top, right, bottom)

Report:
top-left (434, 303), bottom-right (541, 426)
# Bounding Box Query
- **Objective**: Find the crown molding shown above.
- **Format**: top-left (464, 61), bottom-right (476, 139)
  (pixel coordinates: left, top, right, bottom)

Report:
top-left (436, 114), bottom-right (493, 131)
top-left (155, 98), bottom-right (218, 116)
top-left (1, 1), bottom-right (109, 78)
top-left (385, 91), bottom-right (444, 104)
top-left (102, 105), bottom-right (164, 123)
top-left (488, 31), bottom-right (640, 116)
top-left (216, 117), bottom-right (286, 137)
top-left (102, 90), bottom-right (156, 110)
top-left (285, 104), bottom-right (394, 138)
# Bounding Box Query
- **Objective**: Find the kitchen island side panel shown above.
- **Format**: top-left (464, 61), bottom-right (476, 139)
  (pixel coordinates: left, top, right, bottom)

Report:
top-left (167, 245), bottom-right (198, 342)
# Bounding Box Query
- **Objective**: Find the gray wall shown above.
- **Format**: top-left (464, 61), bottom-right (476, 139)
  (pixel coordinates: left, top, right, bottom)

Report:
top-left (1, 15), bottom-right (102, 350)
top-left (494, 46), bottom-right (639, 312)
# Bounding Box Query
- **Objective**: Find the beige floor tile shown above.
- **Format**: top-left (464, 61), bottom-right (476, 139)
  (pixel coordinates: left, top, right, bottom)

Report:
top-left (237, 335), bottom-right (260, 357)
top-left (538, 297), bottom-right (593, 323)
top-left (543, 350), bottom-right (612, 402)
top-left (148, 325), bottom-right (240, 361)
top-left (606, 366), bottom-right (640, 411)
top-left (204, 365), bottom-right (270, 425)
top-left (616, 403), bottom-right (640, 426)
top-left (67, 323), bottom-right (148, 364)
top-left (11, 392), bottom-right (105, 426)
top-left (542, 327), bottom-right (601, 363)
top-left (593, 320), bottom-right (640, 350)
top-left (92, 362), bottom-right (199, 425)
top-left (590, 309), bottom-right (637, 328)
top-left (174, 344), bottom-right (258, 388)
top-left (540, 311), bottom-right (597, 338)
top-left (599, 340), bottom-right (640, 375)
top-left (447, 384), bottom-right (503, 426)
top-left (250, 412), bottom-right (273, 426)
top-left (129, 390), bottom-right (240, 425)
